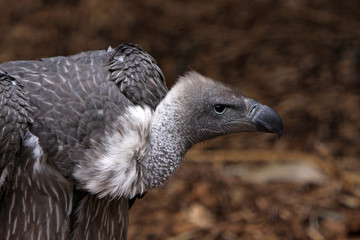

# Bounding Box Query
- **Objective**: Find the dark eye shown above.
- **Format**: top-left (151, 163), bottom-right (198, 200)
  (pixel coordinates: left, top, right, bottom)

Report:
top-left (214, 104), bottom-right (227, 114)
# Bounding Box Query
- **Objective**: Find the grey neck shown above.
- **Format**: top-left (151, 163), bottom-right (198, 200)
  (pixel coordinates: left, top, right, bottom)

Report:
top-left (145, 100), bottom-right (193, 189)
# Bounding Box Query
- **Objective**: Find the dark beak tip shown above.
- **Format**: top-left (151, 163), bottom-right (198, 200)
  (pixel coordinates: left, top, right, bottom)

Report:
top-left (268, 115), bottom-right (283, 140)
top-left (273, 115), bottom-right (284, 140)
top-left (255, 119), bottom-right (283, 139)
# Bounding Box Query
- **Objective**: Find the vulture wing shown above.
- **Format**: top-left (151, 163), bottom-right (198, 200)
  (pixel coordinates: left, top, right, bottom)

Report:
top-left (0, 43), bottom-right (167, 240)
top-left (109, 43), bottom-right (167, 109)
top-left (0, 71), bottom-right (33, 194)
top-left (0, 70), bottom-right (74, 240)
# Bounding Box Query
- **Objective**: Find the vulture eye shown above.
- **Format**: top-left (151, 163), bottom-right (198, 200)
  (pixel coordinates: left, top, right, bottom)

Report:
top-left (214, 104), bottom-right (227, 114)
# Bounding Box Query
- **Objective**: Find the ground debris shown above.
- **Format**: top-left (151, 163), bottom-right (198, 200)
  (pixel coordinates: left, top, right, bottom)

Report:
top-left (222, 161), bottom-right (327, 185)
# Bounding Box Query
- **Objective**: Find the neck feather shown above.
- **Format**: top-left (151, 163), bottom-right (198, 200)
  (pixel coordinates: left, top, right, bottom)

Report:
top-left (74, 93), bottom-right (192, 199)
top-left (145, 98), bottom-right (193, 189)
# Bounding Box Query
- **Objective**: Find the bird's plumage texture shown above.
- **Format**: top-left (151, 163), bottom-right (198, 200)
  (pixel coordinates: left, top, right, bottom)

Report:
top-left (109, 44), bottom-right (167, 108)
top-left (0, 72), bottom-right (33, 191)
top-left (73, 105), bottom-right (152, 199)
top-left (0, 43), bottom-right (168, 240)
top-left (0, 43), bottom-right (283, 240)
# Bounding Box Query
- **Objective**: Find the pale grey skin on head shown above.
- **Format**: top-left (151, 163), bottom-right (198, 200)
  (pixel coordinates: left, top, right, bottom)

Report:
top-left (0, 43), bottom-right (283, 240)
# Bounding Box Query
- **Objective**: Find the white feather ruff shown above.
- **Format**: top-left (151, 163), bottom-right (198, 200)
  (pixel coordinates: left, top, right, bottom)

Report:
top-left (75, 106), bottom-right (153, 199)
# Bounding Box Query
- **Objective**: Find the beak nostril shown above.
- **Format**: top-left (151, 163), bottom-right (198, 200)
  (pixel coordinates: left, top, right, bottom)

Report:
top-left (249, 104), bottom-right (257, 116)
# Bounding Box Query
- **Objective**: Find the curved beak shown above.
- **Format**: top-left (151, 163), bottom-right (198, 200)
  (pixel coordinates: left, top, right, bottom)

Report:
top-left (246, 99), bottom-right (283, 139)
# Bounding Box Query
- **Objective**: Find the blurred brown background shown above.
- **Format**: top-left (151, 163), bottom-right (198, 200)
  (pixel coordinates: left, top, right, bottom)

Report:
top-left (1, 0), bottom-right (359, 239)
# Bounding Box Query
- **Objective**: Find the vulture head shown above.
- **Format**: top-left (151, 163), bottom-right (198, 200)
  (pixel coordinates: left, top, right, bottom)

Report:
top-left (156, 71), bottom-right (282, 142)
top-left (145, 71), bottom-right (283, 190)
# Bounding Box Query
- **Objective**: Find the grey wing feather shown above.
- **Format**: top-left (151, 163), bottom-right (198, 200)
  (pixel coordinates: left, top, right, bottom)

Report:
top-left (0, 70), bottom-right (73, 240)
top-left (109, 43), bottom-right (168, 109)
top-left (0, 131), bottom-right (73, 240)
top-left (71, 195), bottom-right (128, 240)
top-left (0, 70), bottom-right (33, 194)
top-left (0, 50), bottom-right (127, 178)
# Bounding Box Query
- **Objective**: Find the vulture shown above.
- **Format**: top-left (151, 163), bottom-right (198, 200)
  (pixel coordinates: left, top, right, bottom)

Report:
top-left (0, 43), bottom-right (283, 240)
